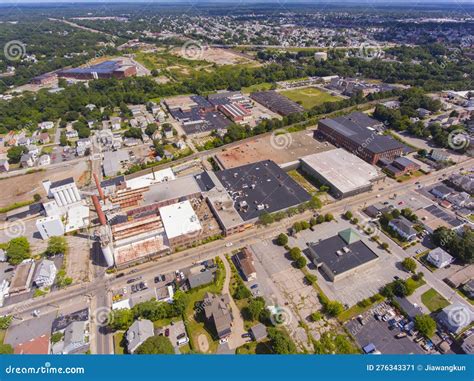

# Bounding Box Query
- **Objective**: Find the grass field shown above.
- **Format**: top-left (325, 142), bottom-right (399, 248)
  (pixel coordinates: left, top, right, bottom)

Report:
top-left (113, 331), bottom-right (125, 354)
top-left (280, 87), bottom-right (340, 109)
top-left (421, 288), bottom-right (450, 312)
top-left (241, 82), bottom-right (274, 93)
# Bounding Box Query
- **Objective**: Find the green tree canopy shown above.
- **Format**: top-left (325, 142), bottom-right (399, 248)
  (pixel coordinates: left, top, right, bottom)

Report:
top-left (135, 335), bottom-right (174, 354)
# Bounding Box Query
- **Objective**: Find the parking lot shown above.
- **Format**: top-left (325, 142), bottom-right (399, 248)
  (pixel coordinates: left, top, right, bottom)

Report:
top-left (345, 302), bottom-right (424, 354)
top-left (156, 320), bottom-right (189, 354)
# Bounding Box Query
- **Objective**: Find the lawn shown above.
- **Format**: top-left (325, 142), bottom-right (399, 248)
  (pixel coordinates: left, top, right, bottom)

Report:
top-left (113, 331), bottom-right (125, 354)
top-left (236, 340), bottom-right (273, 354)
top-left (183, 259), bottom-right (225, 354)
top-left (288, 169), bottom-right (318, 194)
top-left (421, 288), bottom-right (450, 312)
top-left (241, 82), bottom-right (274, 94)
top-left (280, 87), bottom-right (341, 109)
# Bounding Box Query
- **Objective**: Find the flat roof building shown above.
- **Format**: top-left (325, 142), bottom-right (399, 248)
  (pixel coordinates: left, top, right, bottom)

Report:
top-left (300, 148), bottom-right (382, 199)
top-left (159, 200), bottom-right (203, 248)
top-left (307, 228), bottom-right (379, 281)
top-left (316, 112), bottom-right (404, 164)
top-left (250, 91), bottom-right (304, 116)
top-left (215, 160), bottom-right (311, 221)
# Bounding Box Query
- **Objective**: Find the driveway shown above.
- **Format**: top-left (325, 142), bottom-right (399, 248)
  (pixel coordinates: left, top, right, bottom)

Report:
top-left (220, 255), bottom-right (247, 350)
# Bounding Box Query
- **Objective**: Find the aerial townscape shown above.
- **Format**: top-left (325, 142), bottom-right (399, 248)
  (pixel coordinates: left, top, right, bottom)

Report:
top-left (0, 1), bottom-right (473, 359)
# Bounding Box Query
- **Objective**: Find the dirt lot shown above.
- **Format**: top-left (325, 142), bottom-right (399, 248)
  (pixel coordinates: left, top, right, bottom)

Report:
top-left (174, 47), bottom-right (256, 66)
top-left (214, 130), bottom-right (334, 169)
top-left (0, 161), bottom-right (90, 208)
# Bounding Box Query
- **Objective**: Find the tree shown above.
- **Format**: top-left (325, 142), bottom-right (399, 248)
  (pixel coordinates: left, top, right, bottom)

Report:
top-left (45, 236), bottom-right (67, 256)
top-left (310, 311), bottom-right (322, 322)
top-left (33, 193), bottom-right (41, 202)
top-left (7, 146), bottom-right (26, 164)
top-left (0, 315), bottom-right (12, 330)
top-left (316, 215), bottom-right (325, 224)
top-left (289, 247), bottom-right (301, 261)
top-left (153, 140), bottom-right (165, 157)
top-left (108, 309), bottom-right (134, 331)
top-left (276, 233), bottom-right (288, 246)
top-left (258, 211), bottom-right (274, 225)
top-left (60, 131), bottom-right (68, 146)
top-left (247, 297), bottom-right (266, 321)
top-left (324, 213), bottom-right (334, 222)
top-left (295, 256), bottom-right (307, 269)
top-left (305, 274), bottom-right (317, 285)
top-left (124, 127), bottom-right (142, 139)
top-left (381, 242), bottom-right (389, 250)
top-left (415, 315), bottom-right (436, 338)
top-left (267, 328), bottom-right (297, 354)
top-left (0, 343), bottom-right (13, 354)
top-left (402, 258), bottom-right (417, 273)
top-left (234, 283), bottom-right (251, 300)
top-left (135, 335), bottom-right (174, 354)
top-left (145, 123), bottom-right (157, 137)
top-left (6, 237), bottom-right (30, 265)
top-left (344, 211), bottom-right (353, 220)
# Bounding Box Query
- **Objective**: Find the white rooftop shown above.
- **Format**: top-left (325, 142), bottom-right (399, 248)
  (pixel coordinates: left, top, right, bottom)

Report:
top-left (300, 148), bottom-right (380, 194)
top-left (125, 168), bottom-right (175, 190)
top-left (159, 200), bottom-right (202, 240)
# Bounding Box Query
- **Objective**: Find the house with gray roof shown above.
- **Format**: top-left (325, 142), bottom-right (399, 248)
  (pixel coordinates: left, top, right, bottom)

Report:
top-left (437, 303), bottom-right (473, 334)
top-left (426, 247), bottom-right (454, 269)
top-left (388, 216), bottom-right (417, 241)
top-left (187, 270), bottom-right (214, 289)
top-left (62, 321), bottom-right (89, 354)
top-left (249, 323), bottom-right (268, 341)
top-left (203, 293), bottom-right (233, 339)
top-left (126, 319), bottom-right (154, 353)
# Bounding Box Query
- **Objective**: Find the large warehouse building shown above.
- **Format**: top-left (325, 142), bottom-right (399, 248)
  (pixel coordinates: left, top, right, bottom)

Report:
top-left (58, 60), bottom-right (137, 80)
top-left (316, 112), bottom-right (404, 164)
top-left (300, 148), bottom-right (383, 199)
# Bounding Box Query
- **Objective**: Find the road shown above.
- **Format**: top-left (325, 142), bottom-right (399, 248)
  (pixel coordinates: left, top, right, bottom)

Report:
top-left (2, 157), bottom-right (471, 352)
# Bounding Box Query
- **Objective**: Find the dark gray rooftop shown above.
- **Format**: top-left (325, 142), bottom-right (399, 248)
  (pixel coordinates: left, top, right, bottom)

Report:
top-left (50, 177), bottom-right (75, 189)
top-left (215, 160), bottom-right (311, 221)
top-left (308, 234), bottom-right (378, 276)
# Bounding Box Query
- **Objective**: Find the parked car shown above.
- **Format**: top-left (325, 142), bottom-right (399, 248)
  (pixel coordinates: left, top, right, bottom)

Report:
top-left (241, 333), bottom-right (251, 338)
top-left (250, 284), bottom-right (259, 290)
top-left (395, 332), bottom-right (407, 339)
top-left (165, 328), bottom-right (170, 337)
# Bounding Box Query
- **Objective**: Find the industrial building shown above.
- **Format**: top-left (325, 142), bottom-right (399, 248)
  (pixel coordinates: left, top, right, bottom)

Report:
top-left (215, 160), bottom-right (312, 221)
top-left (250, 91), bottom-right (305, 116)
top-left (307, 229), bottom-right (379, 282)
top-left (299, 148), bottom-right (383, 199)
top-left (316, 112), bottom-right (404, 164)
top-left (58, 60), bottom-right (137, 80)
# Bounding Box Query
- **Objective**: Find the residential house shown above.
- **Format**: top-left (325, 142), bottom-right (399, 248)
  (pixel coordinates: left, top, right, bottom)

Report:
top-left (463, 280), bottom-right (474, 299)
top-left (163, 126), bottom-right (174, 139)
top-left (203, 292), bottom-right (233, 339)
top-left (462, 333), bottom-right (474, 355)
top-left (437, 303), bottom-right (472, 334)
top-left (233, 248), bottom-right (257, 281)
top-left (431, 149), bottom-right (451, 162)
top-left (126, 319), bottom-right (154, 354)
top-left (187, 270), bottom-right (214, 289)
top-left (249, 323), bottom-right (268, 342)
top-left (65, 130), bottom-right (79, 140)
top-left (33, 259), bottom-right (57, 287)
top-left (38, 132), bottom-right (51, 144)
top-left (38, 121), bottom-right (54, 130)
top-left (20, 153), bottom-right (35, 168)
top-left (62, 321), bottom-right (89, 354)
top-left (27, 145), bottom-right (40, 158)
top-left (426, 247), bottom-right (454, 269)
top-left (388, 216), bottom-right (417, 241)
top-left (17, 137), bottom-right (31, 147)
top-left (110, 117), bottom-right (122, 131)
top-left (431, 184), bottom-right (453, 199)
top-left (0, 159), bottom-right (10, 172)
top-left (37, 154), bottom-right (51, 167)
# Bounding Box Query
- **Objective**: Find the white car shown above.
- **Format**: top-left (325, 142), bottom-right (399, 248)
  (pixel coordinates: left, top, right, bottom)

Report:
top-left (225, 242), bottom-right (233, 248)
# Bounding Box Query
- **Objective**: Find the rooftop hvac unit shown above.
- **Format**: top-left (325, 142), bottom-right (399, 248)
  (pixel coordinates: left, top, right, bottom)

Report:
top-left (256, 204), bottom-right (265, 211)
top-left (342, 247), bottom-right (350, 253)
top-left (336, 250), bottom-right (344, 256)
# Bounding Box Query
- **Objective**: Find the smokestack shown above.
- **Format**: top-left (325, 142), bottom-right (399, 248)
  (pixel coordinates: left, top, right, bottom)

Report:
top-left (92, 195), bottom-right (107, 226)
top-left (93, 173), bottom-right (105, 202)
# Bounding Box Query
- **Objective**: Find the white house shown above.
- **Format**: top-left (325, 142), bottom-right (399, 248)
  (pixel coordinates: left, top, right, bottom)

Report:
top-left (431, 149), bottom-right (451, 162)
top-left (427, 247), bottom-right (454, 269)
top-left (34, 259), bottom-right (57, 287)
top-left (388, 216), bottom-right (417, 241)
top-left (37, 154), bottom-right (51, 167)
